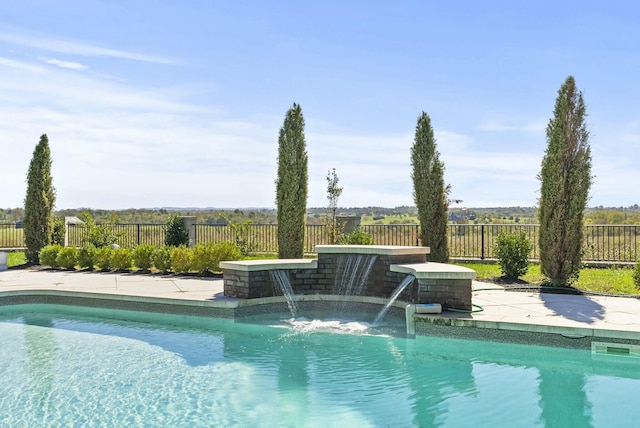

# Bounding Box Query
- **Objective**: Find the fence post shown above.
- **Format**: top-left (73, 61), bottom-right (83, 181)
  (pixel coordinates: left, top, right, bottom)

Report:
top-left (137, 224), bottom-right (141, 246)
top-left (64, 218), bottom-right (70, 247)
top-left (181, 216), bottom-right (198, 247)
top-left (480, 225), bottom-right (485, 260)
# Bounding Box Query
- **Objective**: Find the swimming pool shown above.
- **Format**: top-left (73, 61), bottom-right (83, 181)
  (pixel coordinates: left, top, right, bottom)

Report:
top-left (1, 304), bottom-right (638, 427)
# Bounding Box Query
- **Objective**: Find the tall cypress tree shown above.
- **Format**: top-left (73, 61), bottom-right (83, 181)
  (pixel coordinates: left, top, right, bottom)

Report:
top-left (24, 134), bottom-right (56, 263)
top-left (538, 76), bottom-right (592, 285)
top-left (275, 103), bottom-right (308, 258)
top-left (411, 112), bottom-right (449, 262)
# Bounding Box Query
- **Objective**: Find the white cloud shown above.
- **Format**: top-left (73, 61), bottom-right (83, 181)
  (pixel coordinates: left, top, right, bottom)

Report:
top-left (0, 29), bottom-right (178, 64)
top-left (0, 55), bottom-right (276, 208)
top-left (0, 56), bottom-right (44, 73)
top-left (39, 57), bottom-right (87, 70)
top-left (0, 39), bottom-right (637, 209)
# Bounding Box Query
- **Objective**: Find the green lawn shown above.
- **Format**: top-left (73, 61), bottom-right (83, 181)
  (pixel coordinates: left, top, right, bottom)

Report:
top-left (7, 251), bottom-right (26, 267)
top-left (457, 262), bottom-right (638, 295)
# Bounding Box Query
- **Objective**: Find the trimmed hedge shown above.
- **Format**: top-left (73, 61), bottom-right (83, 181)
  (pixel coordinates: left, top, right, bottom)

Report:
top-left (37, 242), bottom-right (244, 275)
top-left (56, 247), bottom-right (78, 269)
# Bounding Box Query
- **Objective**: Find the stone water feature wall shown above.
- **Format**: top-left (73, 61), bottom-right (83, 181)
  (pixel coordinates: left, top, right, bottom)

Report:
top-left (221, 245), bottom-right (475, 310)
top-left (314, 246), bottom-right (428, 300)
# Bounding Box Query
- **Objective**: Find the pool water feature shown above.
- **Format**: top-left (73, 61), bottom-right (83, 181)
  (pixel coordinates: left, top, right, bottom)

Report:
top-left (269, 269), bottom-right (297, 318)
top-left (221, 245), bottom-right (476, 311)
top-left (331, 254), bottom-right (377, 297)
top-left (372, 274), bottom-right (415, 325)
top-left (1, 304), bottom-right (639, 427)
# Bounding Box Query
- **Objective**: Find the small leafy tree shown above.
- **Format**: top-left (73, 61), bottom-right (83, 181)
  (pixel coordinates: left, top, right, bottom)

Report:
top-left (228, 219), bottom-right (253, 256)
top-left (411, 112), bottom-right (450, 262)
top-left (325, 168), bottom-right (343, 244)
top-left (538, 76), bottom-right (592, 285)
top-left (633, 259), bottom-right (640, 290)
top-left (24, 134), bottom-right (56, 263)
top-left (275, 103), bottom-right (308, 258)
top-left (80, 212), bottom-right (120, 248)
top-left (165, 215), bottom-right (189, 247)
top-left (339, 230), bottom-right (374, 245)
top-left (51, 217), bottom-right (65, 245)
top-left (495, 230), bottom-right (533, 279)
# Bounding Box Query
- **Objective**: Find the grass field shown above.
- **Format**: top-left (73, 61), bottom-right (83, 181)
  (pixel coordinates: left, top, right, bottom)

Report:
top-left (457, 262), bottom-right (638, 296)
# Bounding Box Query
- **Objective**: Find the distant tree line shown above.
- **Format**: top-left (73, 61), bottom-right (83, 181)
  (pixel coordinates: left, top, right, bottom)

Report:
top-left (4, 206), bottom-right (640, 226)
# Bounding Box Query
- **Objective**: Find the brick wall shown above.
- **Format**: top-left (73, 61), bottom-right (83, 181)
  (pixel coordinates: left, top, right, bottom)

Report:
top-left (417, 278), bottom-right (472, 310)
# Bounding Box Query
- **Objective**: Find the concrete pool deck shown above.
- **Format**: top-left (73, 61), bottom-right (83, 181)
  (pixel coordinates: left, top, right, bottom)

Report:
top-left (1, 267), bottom-right (640, 343)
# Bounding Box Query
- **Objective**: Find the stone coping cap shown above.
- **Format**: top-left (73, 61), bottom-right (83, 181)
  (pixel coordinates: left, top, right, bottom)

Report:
top-left (391, 262), bottom-right (476, 279)
top-left (314, 245), bottom-right (430, 256)
top-left (219, 259), bottom-right (318, 272)
top-left (0, 289), bottom-right (240, 309)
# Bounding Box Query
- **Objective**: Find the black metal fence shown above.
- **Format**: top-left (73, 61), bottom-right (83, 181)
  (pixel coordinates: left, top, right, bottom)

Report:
top-left (2, 222), bottom-right (639, 263)
top-left (0, 223), bottom-right (24, 249)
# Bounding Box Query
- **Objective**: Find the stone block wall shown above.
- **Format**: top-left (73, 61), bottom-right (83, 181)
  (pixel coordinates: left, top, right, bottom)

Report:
top-left (315, 252), bottom-right (426, 299)
top-left (366, 253), bottom-right (425, 300)
top-left (417, 278), bottom-right (472, 310)
top-left (223, 268), bottom-right (329, 298)
top-left (223, 270), bottom-right (270, 298)
top-left (223, 252), bottom-right (428, 300)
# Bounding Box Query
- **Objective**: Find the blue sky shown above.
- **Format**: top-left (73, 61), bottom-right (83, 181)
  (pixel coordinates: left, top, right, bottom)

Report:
top-left (1, 1), bottom-right (639, 209)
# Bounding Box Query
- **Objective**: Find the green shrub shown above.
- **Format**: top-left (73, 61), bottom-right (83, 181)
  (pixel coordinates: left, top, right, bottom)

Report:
top-left (39, 244), bottom-right (62, 268)
top-left (170, 246), bottom-right (192, 273)
top-left (133, 244), bottom-right (155, 271)
top-left (190, 242), bottom-right (243, 274)
top-left (165, 215), bottom-right (189, 247)
top-left (78, 244), bottom-right (96, 270)
top-left (633, 259), bottom-right (640, 289)
top-left (153, 246), bottom-right (172, 273)
top-left (339, 230), bottom-right (374, 245)
top-left (95, 246), bottom-right (113, 271)
top-left (112, 248), bottom-right (132, 271)
top-left (56, 247), bottom-right (78, 270)
top-left (192, 243), bottom-right (217, 274)
top-left (211, 241), bottom-right (243, 271)
top-left (495, 229), bottom-right (533, 279)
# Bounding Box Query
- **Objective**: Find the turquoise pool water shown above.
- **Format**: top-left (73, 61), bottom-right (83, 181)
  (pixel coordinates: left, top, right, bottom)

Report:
top-left (1, 304), bottom-right (639, 427)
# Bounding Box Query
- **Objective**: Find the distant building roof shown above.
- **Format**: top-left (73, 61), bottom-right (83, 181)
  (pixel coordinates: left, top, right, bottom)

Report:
top-left (65, 216), bottom-right (84, 224)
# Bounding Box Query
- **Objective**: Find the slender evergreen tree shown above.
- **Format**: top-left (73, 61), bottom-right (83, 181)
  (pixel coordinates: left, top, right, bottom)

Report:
top-left (538, 76), bottom-right (592, 285)
top-left (411, 112), bottom-right (449, 262)
top-left (325, 168), bottom-right (343, 244)
top-left (24, 134), bottom-right (56, 263)
top-left (275, 103), bottom-right (308, 258)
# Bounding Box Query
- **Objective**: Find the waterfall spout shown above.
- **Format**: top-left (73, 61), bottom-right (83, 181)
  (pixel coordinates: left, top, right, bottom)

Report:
top-left (269, 270), bottom-right (297, 318)
top-left (373, 275), bottom-right (415, 325)
top-left (332, 254), bottom-right (377, 314)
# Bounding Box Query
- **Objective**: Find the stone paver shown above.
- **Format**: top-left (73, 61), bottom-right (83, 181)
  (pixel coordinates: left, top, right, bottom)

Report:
top-left (2, 269), bottom-right (640, 340)
top-left (470, 283), bottom-right (640, 329)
